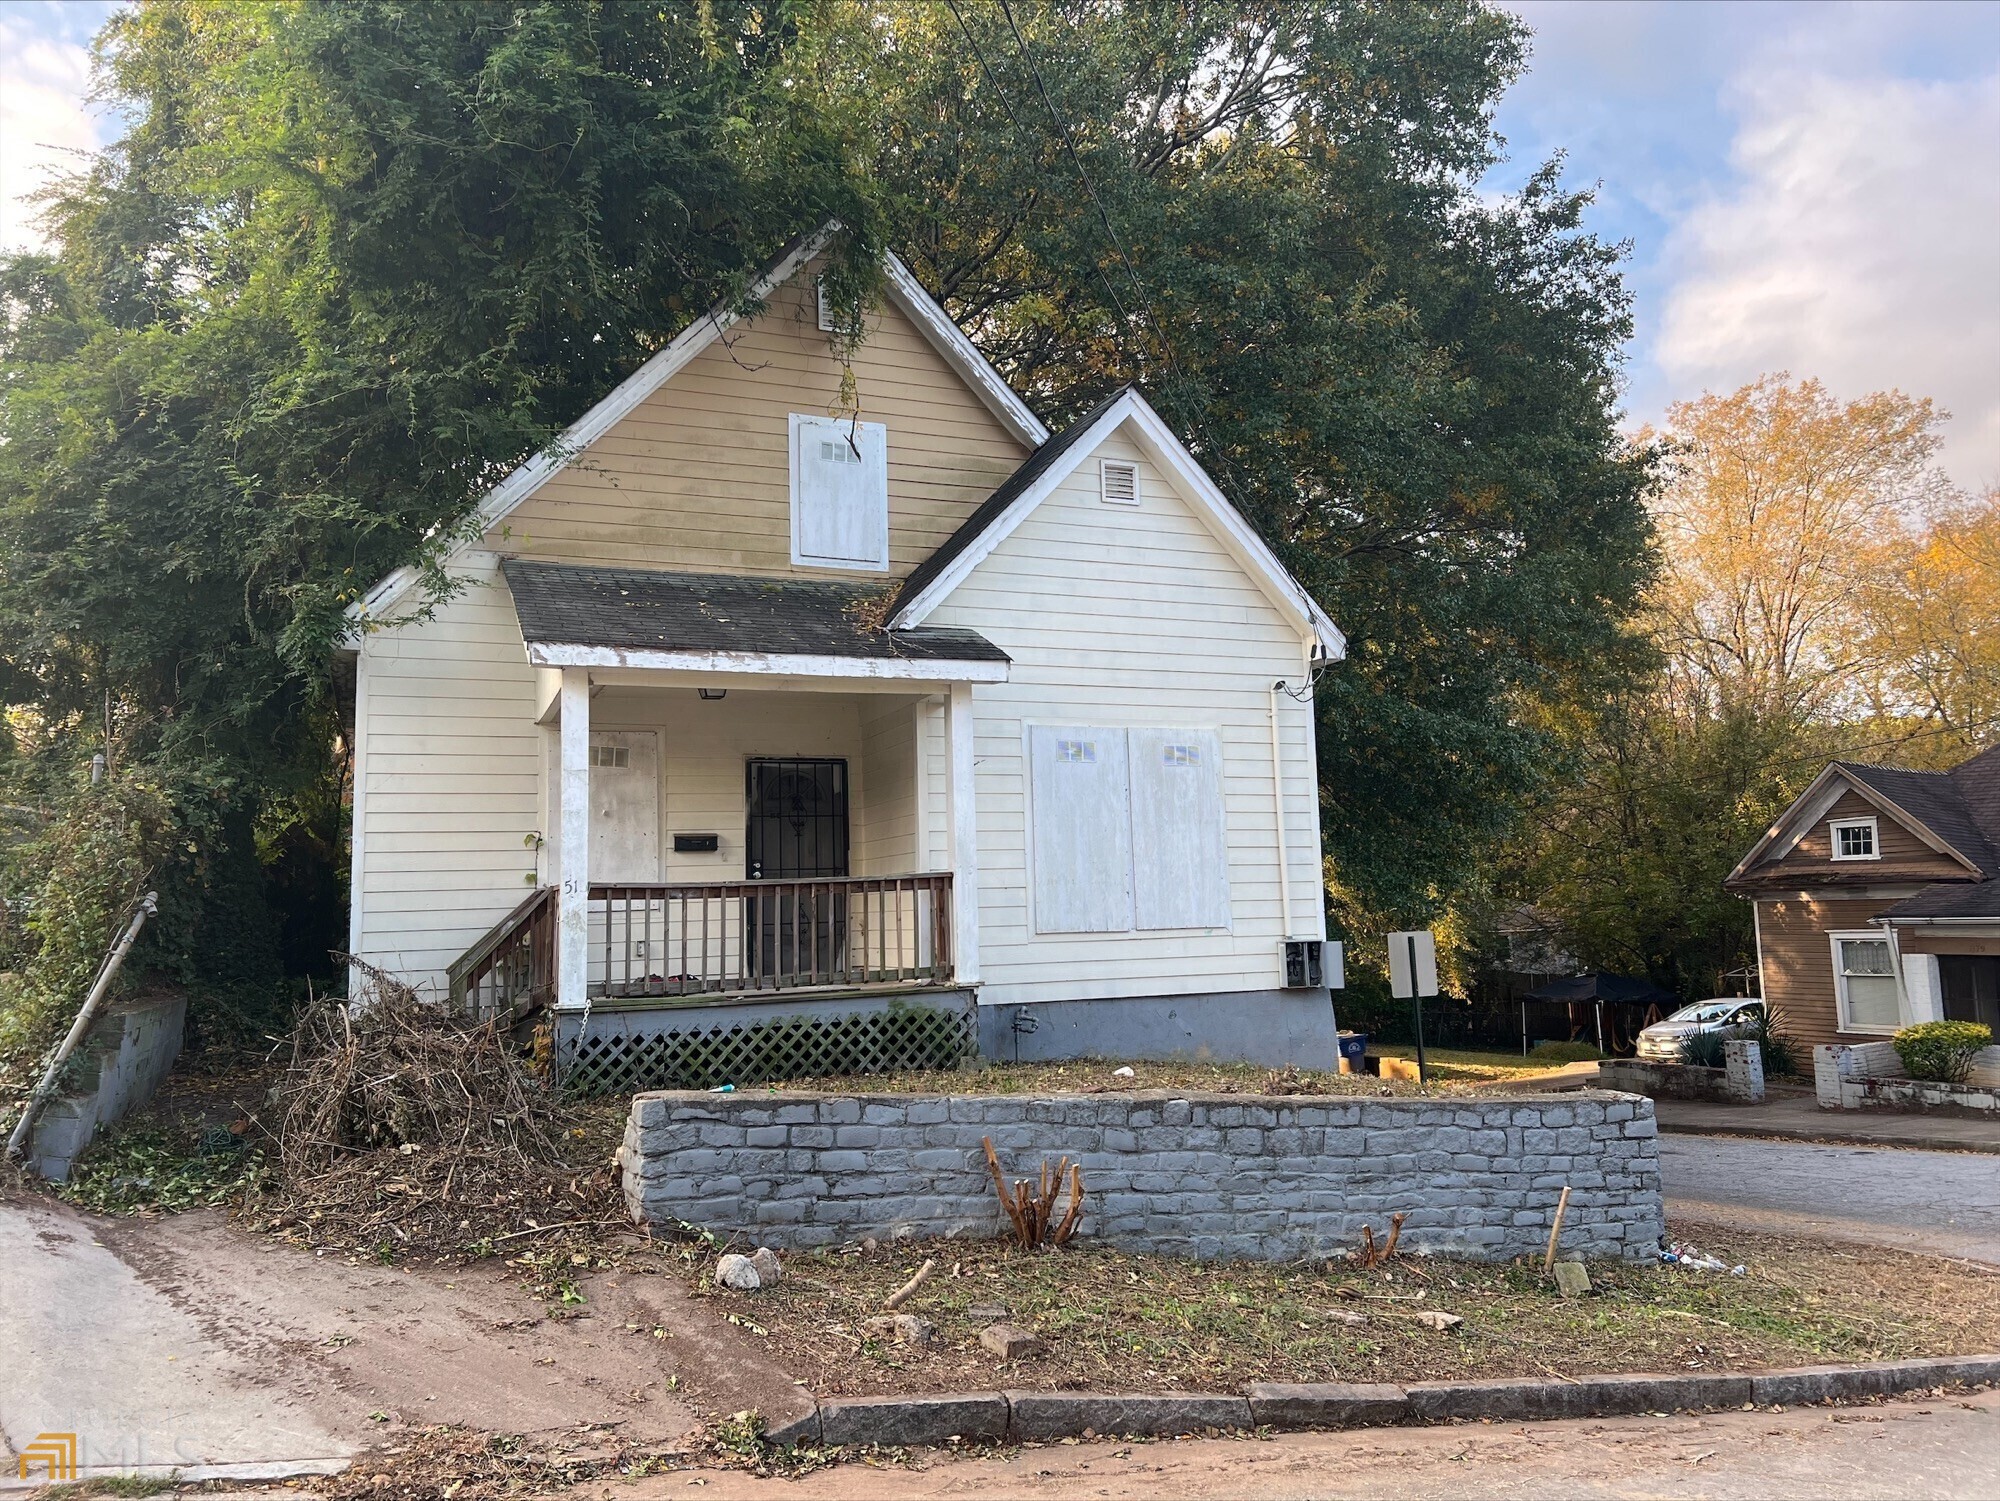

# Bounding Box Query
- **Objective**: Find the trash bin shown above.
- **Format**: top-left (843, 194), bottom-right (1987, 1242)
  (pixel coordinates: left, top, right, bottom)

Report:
top-left (1337, 1030), bottom-right (1368, 1074)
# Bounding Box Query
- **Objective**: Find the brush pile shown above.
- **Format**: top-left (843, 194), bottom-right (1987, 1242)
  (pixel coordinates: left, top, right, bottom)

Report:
top-left (251, 965), bottom-right (625, 1263)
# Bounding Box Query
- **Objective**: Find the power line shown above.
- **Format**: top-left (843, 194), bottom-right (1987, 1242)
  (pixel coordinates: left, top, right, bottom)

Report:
top-left (941, 0), bottom-right (1139, 334)
top-left (955, 0), bottom-right (1331, 666)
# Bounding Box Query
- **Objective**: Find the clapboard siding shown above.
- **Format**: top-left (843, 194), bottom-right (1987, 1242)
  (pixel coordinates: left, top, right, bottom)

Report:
top-left (1755, 895), bottom-right (1912, 1046)
top-left (1757, 788), bottom-right (1969, 884)
top-left (927, 429), bottom-right (1324, 1008)
top-left (855, 696), bottom-right (920, 877)
top-left (494, 270), bottom-right (1028, 578)
top-left (351, 553), bottom-right (543, 987)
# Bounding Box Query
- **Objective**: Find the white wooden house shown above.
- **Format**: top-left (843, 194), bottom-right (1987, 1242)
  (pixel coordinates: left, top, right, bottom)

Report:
top-left (341, 234), bottom-right (1345, 1084)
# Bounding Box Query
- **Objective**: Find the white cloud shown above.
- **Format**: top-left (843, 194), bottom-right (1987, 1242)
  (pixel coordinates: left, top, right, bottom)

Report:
top-left (0, 9), bottom-right (103, 253)
top-left (1657, 66), bottom-right (2000, 491)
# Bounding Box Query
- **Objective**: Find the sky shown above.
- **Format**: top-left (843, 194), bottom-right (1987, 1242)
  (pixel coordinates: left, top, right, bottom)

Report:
top-left (2, 0), bottom-right (1998, 488)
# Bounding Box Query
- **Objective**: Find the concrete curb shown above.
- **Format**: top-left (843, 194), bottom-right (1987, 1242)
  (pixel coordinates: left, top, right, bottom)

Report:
top-left (1658, 1119), bottom-right (2000, 1155)
top-left (764, 1353), bottom-right (2000, 1449)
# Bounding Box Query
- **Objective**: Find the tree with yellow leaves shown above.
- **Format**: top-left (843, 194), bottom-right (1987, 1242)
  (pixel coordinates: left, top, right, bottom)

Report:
top-left (1853, 489), bottom-right (2000, 764)
top-left (1645, 375), bottom-right (1950, 728)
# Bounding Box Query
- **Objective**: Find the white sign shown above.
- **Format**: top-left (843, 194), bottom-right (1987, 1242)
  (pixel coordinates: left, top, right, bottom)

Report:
top-left (1325, 940), bottom-right (1346, 990)
top-left (1387, 930), bottom-right (1438, 999)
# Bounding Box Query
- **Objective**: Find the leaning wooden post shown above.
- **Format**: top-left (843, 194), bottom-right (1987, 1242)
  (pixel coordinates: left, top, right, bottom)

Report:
top-left (6, 892), bottom-right (158, 1164)
top-left (1542, 1184), bottom-right (1573, 1277)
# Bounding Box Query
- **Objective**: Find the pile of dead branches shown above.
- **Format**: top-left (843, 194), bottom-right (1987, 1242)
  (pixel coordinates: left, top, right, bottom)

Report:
top-left (271, 965), bottom-right (556, 1174)
top-left (251, 965), bottom-right (624, 1263)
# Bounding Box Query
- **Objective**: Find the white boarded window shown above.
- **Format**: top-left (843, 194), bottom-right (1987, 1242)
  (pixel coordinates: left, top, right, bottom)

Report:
top-left (1100, 459), bottom-right (1139, 505)
top-left (1029, 725), bottom-right (1133, 933)
top-left (790, 413), bottom-right (889, 570)
top-left (1128, 728), bottom-right (1229, 930)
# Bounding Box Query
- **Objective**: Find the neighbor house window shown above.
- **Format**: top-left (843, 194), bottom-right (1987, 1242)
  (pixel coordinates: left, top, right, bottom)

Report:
top-left (1831, 932), bottom-right (1901, 1032)
top-left (790, 413), bottom-right (889, 570)
top-left (1829, 816), bottom-right (1879, 860)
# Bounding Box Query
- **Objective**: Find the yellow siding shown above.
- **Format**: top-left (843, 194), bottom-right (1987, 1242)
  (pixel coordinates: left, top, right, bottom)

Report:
top-left (855, 696), bottom-right (921, 876)
top-left (494, 270), bottom-right (1030, 578)
top-left (927, 429), bottom-right (1324, 1006)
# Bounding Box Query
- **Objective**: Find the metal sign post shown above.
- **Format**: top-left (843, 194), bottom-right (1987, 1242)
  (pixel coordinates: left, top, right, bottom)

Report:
top-left (1386, 929), bottom-right (1439, 1085)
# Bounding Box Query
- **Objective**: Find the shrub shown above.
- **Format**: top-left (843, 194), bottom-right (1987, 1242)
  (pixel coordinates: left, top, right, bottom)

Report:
top-left (1893, 1021), bottom-right (1993, 1084)
top-left (1738, 1006), bottom-right (1802, 1078)
top-left (1528, 1040), bottom-right (1602, 1064)
top-left (1677, 1029), bottom-right (1727, 1069)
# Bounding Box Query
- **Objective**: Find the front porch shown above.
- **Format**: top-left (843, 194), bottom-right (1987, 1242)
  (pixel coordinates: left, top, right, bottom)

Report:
top-left (447, 561), bottom-right (1004, 1033)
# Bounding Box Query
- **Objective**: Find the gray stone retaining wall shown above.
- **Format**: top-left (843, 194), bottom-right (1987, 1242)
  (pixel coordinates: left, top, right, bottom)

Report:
top-left (620, 1088), bottom-right (1665, 1262)
top-left (28, 990), bottom-right (187, 1181)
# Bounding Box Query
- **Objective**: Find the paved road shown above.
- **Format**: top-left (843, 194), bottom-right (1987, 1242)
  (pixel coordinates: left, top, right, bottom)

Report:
top-left (648, 1389), bottom-right (2000, 1500)
top-left (1661, 1135), bottom-right (2000, 1264)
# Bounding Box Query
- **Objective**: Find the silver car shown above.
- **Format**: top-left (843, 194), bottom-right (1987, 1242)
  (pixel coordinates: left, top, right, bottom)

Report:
top-left (1634, 998), bottom-right (1766, 1062)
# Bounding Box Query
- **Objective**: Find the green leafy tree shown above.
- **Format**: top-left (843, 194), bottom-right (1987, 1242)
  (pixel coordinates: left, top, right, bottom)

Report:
top-left (0, 0), bottom-right (875, 984)
top-left (840, 1), bottom-right (1658, 930)
top-left (2, 0), bottom-right (1657, 996)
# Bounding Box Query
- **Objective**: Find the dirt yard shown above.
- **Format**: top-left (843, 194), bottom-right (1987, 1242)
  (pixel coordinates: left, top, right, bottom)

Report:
top-left (689, 1217), bottom-right (2000, 1399)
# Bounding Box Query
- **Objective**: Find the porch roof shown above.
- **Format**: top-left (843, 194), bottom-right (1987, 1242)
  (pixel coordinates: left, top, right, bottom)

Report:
top-left (503, 560), bottom-right (1010, 669)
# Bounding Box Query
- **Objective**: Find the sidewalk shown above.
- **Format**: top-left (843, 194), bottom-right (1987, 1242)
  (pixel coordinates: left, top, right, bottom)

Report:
top-left (1654, 1094), bottom-right (2000, 1153)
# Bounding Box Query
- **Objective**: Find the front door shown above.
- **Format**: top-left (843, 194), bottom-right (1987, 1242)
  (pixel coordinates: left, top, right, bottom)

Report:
top-left (1940, 955), bottom-right (2000, 1032)
top-left (745, 759), bottom-right (849, 982)
top-left (590, 731), bottom-right (659, 883)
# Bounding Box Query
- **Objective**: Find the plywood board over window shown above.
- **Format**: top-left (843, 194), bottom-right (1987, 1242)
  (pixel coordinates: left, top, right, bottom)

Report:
top-left (790, 413), bottom-right (888, 570)
top-left (1128, 728), bottom-right (1229, 930)
top-left (1029, 725), bottom-right (1133, 933)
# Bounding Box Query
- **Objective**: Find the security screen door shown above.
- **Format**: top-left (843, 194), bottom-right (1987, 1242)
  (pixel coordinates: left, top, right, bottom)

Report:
top-left (745, 758), bottom-right (849, 982)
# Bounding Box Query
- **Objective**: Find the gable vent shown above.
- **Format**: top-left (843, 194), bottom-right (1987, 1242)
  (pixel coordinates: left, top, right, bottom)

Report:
top-left (1100, 459), bottom-right (1140, 506)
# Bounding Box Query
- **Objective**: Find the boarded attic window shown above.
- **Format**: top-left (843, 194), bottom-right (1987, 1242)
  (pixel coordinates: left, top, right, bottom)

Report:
top-left (790, 412), bottom-right (889, 570)
top-left (1100, 459), bottom-right (1140, 506)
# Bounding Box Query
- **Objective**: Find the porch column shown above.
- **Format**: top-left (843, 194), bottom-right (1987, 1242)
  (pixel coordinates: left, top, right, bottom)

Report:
top-left (1903, 949), bottom-right (1945, 1024)
top-left (557, 666), bottom-right (591, 1008)
top-left (947, 681), bottom-right (981, 985)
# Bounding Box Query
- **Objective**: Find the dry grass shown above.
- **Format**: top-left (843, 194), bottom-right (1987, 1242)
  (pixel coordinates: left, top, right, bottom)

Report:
top-left (695, 1217), bottom-right (2000, 1399)
top-left (772, 1057), bottom-right (1463, 1098)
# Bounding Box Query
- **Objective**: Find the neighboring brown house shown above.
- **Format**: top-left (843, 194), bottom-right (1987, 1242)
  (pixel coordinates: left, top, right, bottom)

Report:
top-left (1725, 745), bottom-right (2000, 1048)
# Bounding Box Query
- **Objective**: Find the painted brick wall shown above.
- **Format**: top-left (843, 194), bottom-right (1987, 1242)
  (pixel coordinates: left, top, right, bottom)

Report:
top-left (620, 1090), bottom-right (1665, 1262)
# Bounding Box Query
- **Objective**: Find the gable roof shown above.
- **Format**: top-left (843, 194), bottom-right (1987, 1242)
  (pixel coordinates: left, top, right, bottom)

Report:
top-left (349, 228), bottom-right (1047, 628)
top-left (1725, 747), bottom-right (2000, 894)
top-left (503, 560), bottom-right (1007, 665)
top-left (892, 384), bottom-right (1133, 616)
top-left (889, 386), bottom-right (1346, 661)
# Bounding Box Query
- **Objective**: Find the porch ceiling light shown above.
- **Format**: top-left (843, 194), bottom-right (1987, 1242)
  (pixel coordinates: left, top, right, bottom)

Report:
top-left (698, 688), bottom-right (727, 701)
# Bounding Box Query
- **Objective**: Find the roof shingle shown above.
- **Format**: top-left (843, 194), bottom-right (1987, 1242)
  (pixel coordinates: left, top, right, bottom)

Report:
top-left (502, 561), bottom-right (1009, 664)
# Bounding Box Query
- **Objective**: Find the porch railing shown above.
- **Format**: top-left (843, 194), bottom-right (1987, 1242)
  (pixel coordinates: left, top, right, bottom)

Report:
top-left (447, 884), bottom-right (556, 1022)
top-left (589, 873), bottom-right (953, 999)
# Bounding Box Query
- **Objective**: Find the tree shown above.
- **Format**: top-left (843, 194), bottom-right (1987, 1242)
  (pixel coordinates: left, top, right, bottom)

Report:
top-left (1510, 378), bottom-right (1990, 1001)
top-left (1852, 489), bottom-right (2000, 763)
top-left (1, 0), bottom-right (1657, 997)
top-left (1645, 375), bottom-right (1949, 727)
top-left (841, 0), bottom-right (1658, 929)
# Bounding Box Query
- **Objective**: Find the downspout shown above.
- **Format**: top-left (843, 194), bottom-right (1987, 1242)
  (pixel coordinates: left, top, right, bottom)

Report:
top-left (1269, 681), bottom-right (1292, 940)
